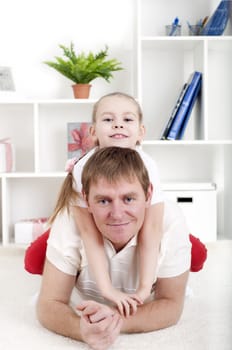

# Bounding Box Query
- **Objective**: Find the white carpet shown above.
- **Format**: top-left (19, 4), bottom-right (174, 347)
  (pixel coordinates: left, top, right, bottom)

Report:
top-left (0, 241), bottom-right (232, 350)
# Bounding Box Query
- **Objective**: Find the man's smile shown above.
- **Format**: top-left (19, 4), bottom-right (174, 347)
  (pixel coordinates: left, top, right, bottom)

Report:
top-left (107, 222), bottom-right (130, 227)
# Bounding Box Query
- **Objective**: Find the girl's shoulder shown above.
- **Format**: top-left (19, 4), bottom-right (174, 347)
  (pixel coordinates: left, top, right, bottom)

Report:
top-left (74, 147), bottom-right (97, 169)
top-left (136, 147), bottom-right (157, 166)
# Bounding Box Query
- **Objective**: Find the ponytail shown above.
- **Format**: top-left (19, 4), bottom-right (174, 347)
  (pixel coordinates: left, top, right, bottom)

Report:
top-left (48, 172), bottom-right (79, 225)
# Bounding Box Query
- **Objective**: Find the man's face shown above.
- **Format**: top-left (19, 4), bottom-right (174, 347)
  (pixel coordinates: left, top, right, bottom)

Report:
top-left (86, 176), bottom-right (152, 252)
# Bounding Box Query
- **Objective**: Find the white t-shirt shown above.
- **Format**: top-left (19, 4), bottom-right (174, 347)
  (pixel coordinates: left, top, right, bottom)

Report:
top-left (46, 199), bottom-right (191, 305)
top-left (72, 147), bottom-right (164, 208)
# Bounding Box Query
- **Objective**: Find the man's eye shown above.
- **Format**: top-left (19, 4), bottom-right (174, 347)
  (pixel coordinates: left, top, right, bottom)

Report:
top-left (124, 197), bottom-right (134, 204)
top-left (98, 199), bottom-right (109, 205)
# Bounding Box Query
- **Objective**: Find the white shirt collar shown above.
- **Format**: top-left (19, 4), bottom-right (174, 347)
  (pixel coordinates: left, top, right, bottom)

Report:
top-left (103, 234), bottom-right (138, 258)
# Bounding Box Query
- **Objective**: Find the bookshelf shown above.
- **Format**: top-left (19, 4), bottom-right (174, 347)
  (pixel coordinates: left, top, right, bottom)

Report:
top-left (0, 0), bottom-right (232, 245)
top-left (138, 0), bottom-right (232, 241)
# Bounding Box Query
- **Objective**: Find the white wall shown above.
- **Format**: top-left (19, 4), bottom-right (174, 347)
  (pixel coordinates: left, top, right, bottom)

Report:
top-left (0, 0), bottom-right (135, 99)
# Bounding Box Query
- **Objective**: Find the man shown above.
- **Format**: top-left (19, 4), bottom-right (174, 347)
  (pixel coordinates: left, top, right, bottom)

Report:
top-left (37, 147), bottom-right (191, 350)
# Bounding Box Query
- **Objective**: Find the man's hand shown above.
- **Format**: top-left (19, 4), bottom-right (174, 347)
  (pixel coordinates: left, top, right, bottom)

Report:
top-left (77, 301), bottom-right (122, 350)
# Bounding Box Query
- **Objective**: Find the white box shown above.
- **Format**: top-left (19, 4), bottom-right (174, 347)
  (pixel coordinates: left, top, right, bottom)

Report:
top-left (163, 183), bottom-right (217, 242)
top-left (14, 218), bottom-right (48, 244)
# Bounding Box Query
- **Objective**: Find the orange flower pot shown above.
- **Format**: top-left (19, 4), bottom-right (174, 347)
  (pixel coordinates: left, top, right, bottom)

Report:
top-left (72, 84), bottom-right (92, 99)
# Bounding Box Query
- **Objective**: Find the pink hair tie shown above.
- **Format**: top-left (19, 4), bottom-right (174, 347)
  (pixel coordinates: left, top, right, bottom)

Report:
top-left (65, 157), bottom-right (77, 172)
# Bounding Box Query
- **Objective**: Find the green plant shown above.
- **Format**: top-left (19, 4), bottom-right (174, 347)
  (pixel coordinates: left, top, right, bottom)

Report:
top-left (44, 42), bottom-right (123, 84)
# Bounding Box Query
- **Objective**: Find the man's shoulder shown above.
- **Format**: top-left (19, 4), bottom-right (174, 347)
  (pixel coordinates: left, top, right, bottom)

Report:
top-left (163, 199), bottom-right (185, 223)
top-left (162, 199), bottom-right (189, 240)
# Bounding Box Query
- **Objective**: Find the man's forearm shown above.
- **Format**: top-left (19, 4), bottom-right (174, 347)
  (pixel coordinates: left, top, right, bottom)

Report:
top-left (37, 298), bottom-right (82, 341)
top-left (121, 296), bottom-right (184, 333)
top-left (38, 298), bottom-right (122, 350)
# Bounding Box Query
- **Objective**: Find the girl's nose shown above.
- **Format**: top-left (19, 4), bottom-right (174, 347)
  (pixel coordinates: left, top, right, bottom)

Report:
top-left (112, 124), bottom-right (123, 129)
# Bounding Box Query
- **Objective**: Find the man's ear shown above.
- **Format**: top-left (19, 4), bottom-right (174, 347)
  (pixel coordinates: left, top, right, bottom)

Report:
top-left (145, 183), bottom-right (153, 207)
top-left (82, 191), bottom-right (92, 213)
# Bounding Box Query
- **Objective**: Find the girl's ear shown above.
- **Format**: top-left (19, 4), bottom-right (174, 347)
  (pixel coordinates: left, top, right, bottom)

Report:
top-left (138, 124), bottom-right (145, 144)
top-left (89, 125), bottom-right (98, 145)
top-left (89, 125), bottom-right (96, 137)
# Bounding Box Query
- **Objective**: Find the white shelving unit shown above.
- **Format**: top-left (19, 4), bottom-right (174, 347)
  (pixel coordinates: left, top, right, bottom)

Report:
top-left (138, 0), bottom-right (232, 241)
top-left (0, 0), bottom-right (232, 245)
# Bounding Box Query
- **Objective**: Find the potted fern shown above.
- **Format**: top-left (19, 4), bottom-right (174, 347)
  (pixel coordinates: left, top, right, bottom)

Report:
top-left (44, 42), bottom-right (123, 98)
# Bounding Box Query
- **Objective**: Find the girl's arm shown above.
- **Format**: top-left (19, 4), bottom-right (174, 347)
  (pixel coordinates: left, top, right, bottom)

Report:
top-left (122, 270), bottom-right (189, 333)
top-left (73, 206), bottom-right (142, 316)
top-left (137, 202), bottom-right (164, 301)
top-left (78, 270), bottom-right (189, 335)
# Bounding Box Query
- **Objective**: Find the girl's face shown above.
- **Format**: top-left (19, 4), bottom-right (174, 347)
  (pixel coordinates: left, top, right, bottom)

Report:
top-left (90, 96), bottom-right (145, 149)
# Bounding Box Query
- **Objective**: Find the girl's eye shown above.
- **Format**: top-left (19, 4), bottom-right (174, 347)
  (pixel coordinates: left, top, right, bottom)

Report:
top-left (124, 116), bottom-right (135, 122)
top-left (102, 115), bottom-right (113, 122)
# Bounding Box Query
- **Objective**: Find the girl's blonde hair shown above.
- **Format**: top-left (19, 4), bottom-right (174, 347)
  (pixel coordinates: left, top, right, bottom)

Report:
top-left (48, 172), bottom-right (79, 225)
top-left (92, 91), bottom-right (143, 124)
top-left (49, 92), bottom-right (144, 224)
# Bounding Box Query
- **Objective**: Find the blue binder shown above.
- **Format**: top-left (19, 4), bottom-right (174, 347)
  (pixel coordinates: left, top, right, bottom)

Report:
top-left (201, 1), bottom-right (231, 35)
top-left (167, 71), bottom-right (202, 140)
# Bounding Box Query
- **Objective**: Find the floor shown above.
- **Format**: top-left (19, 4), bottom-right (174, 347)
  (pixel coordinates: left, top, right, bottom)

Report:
top-left (0, 240), bottom-right (232, 350)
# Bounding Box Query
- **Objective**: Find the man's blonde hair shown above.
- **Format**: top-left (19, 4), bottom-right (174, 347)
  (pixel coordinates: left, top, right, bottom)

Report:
top-left (82, 146), bottom-right (150, 200)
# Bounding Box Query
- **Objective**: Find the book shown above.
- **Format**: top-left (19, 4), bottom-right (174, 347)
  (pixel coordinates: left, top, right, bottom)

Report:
top-left (200, 1), bottom-right (231, 35)
top-left (161, 82), bottom-right (189, 140)
top-left (166, 71), bottom-right (202, 140)
top-left (67, 122), bottom-right (95, 160)
top-left (178, 79), bottom-right (202, 139)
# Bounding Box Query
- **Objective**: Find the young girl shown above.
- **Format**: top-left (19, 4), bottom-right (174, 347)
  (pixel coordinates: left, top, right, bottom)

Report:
top-left (25, 92), bottom-right (207, 315)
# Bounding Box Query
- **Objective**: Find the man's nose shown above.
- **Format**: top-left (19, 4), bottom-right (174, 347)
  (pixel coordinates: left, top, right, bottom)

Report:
top-left (110, 202), bottom-right (123, 219)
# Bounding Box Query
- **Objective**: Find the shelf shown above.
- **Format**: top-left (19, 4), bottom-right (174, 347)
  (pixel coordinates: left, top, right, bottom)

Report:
top-left (35, 99), bottom-right (97, 104)
top-left (0, 172), bottom-right (66, 178)
top-left (162, 181), bottom-right (216, 191)
top-left (0, 98), bottom-right (97, 104)
top-left (141, 36), bottom-right (232, 42)
top-left (142, 140), bottom-right (232, 145)
top-left (140, 0), bottom-right (232, 37)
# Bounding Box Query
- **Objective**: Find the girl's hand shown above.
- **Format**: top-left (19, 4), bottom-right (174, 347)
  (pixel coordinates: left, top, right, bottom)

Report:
top-left (103, 289), bottom-right (143, 317)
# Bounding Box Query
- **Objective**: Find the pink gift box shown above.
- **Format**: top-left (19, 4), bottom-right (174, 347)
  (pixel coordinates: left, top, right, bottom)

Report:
top-left (0, 138), bottom-right (15, 172)
top-left (14, 217), bottom-right (48, 244)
